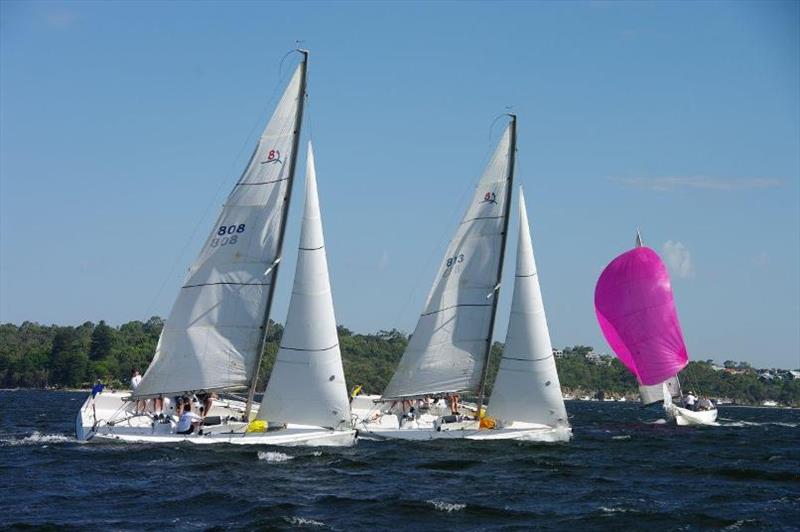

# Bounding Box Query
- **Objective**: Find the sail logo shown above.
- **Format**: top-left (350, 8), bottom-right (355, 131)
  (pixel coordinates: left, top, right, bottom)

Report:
top-left (481, 191), bottom-right (497, 204)
top-left (260, 149), bottom-right (283, 165)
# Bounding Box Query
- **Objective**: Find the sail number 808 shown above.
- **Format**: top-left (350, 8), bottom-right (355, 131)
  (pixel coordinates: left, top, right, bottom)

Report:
top-left (211, 224), bottom-right (246, 248)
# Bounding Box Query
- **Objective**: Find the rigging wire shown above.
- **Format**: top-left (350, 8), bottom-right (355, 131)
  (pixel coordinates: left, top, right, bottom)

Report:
top-left (142, 49), bottom-right (303, 320)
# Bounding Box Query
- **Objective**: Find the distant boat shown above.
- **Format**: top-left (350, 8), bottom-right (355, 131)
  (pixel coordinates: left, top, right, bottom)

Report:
top-left (594, 232), bottom-right (717, 426)
top-left (353, 115), bottom-right (571, 442)
top-left (76, 51), bottom-right (355, 446)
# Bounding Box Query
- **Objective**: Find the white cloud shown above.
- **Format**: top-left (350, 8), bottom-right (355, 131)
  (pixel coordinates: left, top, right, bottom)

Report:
top-left (662, 241), bottom-right (694, 279)
top-left (613, 176), bottom-right (783, 192)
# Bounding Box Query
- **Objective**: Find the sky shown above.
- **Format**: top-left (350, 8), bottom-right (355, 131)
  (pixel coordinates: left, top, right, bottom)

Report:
top-left (1, 1), bottom-right (798, 369)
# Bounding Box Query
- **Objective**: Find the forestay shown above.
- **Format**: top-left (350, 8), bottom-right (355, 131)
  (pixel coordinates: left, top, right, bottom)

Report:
top-left (257, 143), bottom-right (350, 429)
top-left (135, 64), bottom-right (304, 398)
top-left (382, 125), bottom-right (513, 399)
top-left (488, 188), bottom-right (568, 427)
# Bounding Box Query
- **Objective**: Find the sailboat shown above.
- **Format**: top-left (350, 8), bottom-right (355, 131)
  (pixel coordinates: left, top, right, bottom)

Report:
top-left (353, 116), bottom-right (571, 441)
top-left (76, 51), bottom-right (356, 446)
top-left (594, 232), bottom-right (718, 426)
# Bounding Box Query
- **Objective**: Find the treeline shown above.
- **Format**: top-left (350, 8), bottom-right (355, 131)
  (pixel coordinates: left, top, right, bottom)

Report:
top-left (0, 320), bottom-right (798, 406)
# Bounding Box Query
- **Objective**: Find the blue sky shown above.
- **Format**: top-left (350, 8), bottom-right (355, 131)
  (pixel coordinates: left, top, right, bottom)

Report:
top-left (1, 1), bottom-right (798, 369)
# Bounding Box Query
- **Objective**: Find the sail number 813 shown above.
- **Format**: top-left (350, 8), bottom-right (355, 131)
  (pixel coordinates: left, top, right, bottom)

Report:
top-left (211, 224), bottom-right (246, 248)
top-left (446, 254), bottom-right (465, 268)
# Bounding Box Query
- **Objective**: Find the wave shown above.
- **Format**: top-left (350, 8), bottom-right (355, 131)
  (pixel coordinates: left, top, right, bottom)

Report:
top-left (427, 499), bottom-right (467, 513)
top-left (0, 431), bottom-right (74, 446)
top-left (284, 516), bottom-right (326, 527)
top-left (600, 506), bottom-right (639, 514)
top-left (718, 420), bottom-right (799, 428)
top-left (257, 451), bottom-right (294, 463)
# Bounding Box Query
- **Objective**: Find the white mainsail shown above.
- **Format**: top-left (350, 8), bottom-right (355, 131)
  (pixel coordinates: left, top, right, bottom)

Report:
top-left (135, 61), bottom-right (306, 398)
top-left (256, 143), bottom-right (350, 428)
top-left (382, 122), bottom-right (514, 399)
top-left (488, 188), bottom-right (568, 427)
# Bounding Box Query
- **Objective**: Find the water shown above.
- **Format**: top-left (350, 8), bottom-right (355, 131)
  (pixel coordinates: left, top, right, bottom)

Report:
top-left (1, 390), bottom-right (798, 530)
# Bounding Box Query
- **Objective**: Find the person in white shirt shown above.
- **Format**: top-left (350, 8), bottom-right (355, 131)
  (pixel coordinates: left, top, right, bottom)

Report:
top-left (131, 368), bottom-right (146, 413)
top-left (176, 407), bottom-right (203, 436)
top-left (684, 392), bottom-right (697, 411)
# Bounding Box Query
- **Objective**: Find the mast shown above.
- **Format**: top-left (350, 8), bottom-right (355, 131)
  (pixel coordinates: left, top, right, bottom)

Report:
top-left (244, 49), bottom-right (309, 418)
top-left (474, 113), bottom-right (516, 418)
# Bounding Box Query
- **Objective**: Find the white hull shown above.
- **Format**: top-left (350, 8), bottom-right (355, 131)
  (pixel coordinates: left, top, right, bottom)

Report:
top-left (361, 424), bottom-right (572, 442)
top-left (352, 395), bottom-right (571, 442)
top-left (358, 415), bottom-right (571, 442)
top-left (90, 427), bottom-right (356, 446)
top-left (670, 405), bottom-right (718, 426)
top-left (77, 391), bottom-right (355, 447)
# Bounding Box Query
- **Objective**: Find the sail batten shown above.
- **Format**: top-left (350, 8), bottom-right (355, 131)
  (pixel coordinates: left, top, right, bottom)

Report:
top-left (488, 187), bottom-right (569, 427)
top-left (256, 142), bottom-right (351, 429)
top-left (133, 61), bottom-right (306, 399)
top-left (382, 121), bottom-right (514, 400)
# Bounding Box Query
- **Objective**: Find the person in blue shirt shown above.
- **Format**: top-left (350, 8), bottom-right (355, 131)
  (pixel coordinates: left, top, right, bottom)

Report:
top-left (91, 379), bottom-right (105, 398)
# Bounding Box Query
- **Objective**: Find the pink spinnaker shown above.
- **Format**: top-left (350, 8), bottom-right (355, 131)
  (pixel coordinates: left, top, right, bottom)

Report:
top-left (594, 247), bottom-right (688, 386)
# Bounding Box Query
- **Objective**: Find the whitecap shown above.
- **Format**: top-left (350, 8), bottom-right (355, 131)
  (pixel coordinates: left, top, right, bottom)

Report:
top-left (612, 435), bottom-right (631, 440)
top-left (600, 506), bottom-right (635, 513)
top-left (284, 516), bottom-right (325, 527)
top-left (258, 451), bottom-right (294, 463)
top-left (427, 499), bottom-right (466, 512)
top-left (1, 431), bottom-right (73, 446)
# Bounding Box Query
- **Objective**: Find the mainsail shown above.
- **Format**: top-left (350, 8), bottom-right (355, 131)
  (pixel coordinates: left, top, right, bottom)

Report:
top-left (594, 242), bottom-right (689, 393)
top-left (488, 188), bottom-right (568, 427)
top-left (257, 143), bottom-right (350, 428)
top-left (135, 57), bottom-right (307, 398)
top-left (382, 118), bottom-right (515, 399)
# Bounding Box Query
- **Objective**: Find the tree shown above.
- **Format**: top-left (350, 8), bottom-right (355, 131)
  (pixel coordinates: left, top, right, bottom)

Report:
top-left (49, 328), bottom-right (89, 387)
top-left (89, 320), bottom-right (116, 361)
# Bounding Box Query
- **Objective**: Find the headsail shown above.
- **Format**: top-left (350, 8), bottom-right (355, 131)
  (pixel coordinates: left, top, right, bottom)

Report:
top-left (488, 187), bottom-right (568, 427)
top-left (594, 243), bottom-right (689, 387)
top-left (135, 59), bottom-right (306, 399)
top-left (256, 143), bottom-right (350, 428)
top-left (382, 119), bottom-right (515, 399)
top-left (639, 376), bottom-right (681, 405)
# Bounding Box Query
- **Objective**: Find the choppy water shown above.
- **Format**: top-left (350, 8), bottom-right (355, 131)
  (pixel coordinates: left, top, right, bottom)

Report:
top-left (1, 390), bottom-right (798, 530)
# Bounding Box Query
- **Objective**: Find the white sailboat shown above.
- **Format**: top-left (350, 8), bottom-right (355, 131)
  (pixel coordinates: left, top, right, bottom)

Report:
top-left (354, 116), bottom-right (571, 441)
top-left (595, 232), bottom-right (718, 427)
top-left (76, 52), bottom-right (355, 446)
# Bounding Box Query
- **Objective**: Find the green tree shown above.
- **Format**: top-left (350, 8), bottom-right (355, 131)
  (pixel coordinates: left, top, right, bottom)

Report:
top-left (89, 320), bottom-right (116, 361)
